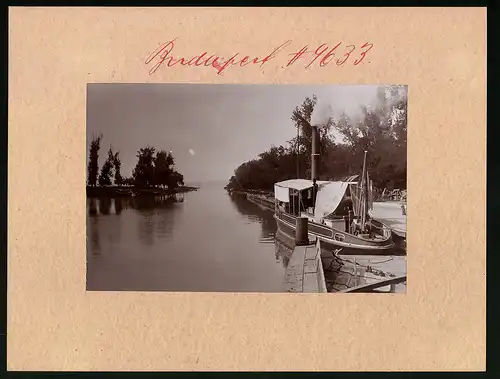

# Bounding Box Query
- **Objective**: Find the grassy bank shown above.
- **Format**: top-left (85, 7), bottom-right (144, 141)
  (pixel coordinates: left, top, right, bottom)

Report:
top-left (87, 185), bottom-right (199, 198)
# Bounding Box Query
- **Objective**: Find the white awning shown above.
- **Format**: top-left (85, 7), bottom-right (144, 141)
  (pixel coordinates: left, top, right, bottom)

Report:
top-left (274, 179), bottom-right (330, 191)
top-left (274, 185), bottom-right (290, 202)
top-left (313, 181), bottom-right (349, 222)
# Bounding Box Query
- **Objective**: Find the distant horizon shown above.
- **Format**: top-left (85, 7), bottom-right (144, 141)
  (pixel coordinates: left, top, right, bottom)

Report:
top-left (87, 84), bottom-right (384, 184)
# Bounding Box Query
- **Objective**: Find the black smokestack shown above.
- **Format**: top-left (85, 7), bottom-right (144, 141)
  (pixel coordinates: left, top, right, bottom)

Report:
top-left (311, 125), bottom-right (320, 181)
top-left (294, 113), bottom-right (321, 181)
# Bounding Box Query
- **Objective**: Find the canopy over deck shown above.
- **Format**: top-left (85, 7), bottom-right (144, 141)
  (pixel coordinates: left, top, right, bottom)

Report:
top-left (274, 179), bottom-right (330, 191)
top-left (274, 179), bottom-right (356, 207)
top-left (313, 181), bottom-right (350, 222)
top-left (274, 179), bottom-right (329, 203)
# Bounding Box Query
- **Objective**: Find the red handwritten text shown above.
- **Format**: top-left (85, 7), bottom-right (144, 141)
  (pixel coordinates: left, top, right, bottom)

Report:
top-left (145, 39), bottom-right (373, 75)
top-left (145, 39), bottom-right (292, 76)
top-left (286, 42), bottom-right (372, 68)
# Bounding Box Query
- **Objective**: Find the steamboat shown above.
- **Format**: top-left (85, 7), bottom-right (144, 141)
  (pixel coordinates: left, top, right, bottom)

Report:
top-left (273, 122), bottom-right (395, 254)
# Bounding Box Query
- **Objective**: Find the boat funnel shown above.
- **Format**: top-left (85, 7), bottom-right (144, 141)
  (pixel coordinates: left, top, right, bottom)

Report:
top-left (311, 125), bottom-right (320, 181)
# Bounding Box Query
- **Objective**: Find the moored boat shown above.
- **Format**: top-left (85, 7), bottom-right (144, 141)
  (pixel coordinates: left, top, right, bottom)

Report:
top-left (369, 201), bottom-right (407, 240)
top-left (273, 178), bottom-right (395, 253)
top-left (273, 122), bottom-right (395, 254)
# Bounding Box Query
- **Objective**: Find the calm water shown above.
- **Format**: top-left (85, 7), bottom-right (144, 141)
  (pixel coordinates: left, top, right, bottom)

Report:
top-left (86, 183), bottom-right (292, 292)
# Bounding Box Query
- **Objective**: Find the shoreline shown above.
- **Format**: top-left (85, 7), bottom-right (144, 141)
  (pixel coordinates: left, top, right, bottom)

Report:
top-left (86, 185), bottom-right (199, 198)
top-left (226, 187), bottom-right (406, 203)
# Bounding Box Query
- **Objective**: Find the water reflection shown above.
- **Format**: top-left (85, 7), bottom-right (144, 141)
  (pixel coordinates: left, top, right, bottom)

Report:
top-left (89, 198), bottom-right (98, 216)
top-left (134, 197), bottom-right (179, 245)
top-left (87, 188), bottom-right (289, 292)
top-left (274, 238), bottom-right (292, 269)
top-left (228, 193), bottom-right (276, 240)
top-left (115, 197), bottom-right (123, 214)
top-left (228, 193), bottom-right (294, 268)
top-left (138, 212), bottom-right (155, 246)
top-left (88, 216), bottom-right (101, 256)
top-left (87, 195), bottom-right (182, 249)
top-left (99, 198), bottom-right (112, 215)
top-left (132, 195), bottom-right (180, 211)
top-left (87, 195), bottom-right (181, 216)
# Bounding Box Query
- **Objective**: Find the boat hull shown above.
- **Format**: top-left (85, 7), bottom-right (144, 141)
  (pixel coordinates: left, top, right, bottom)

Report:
top-left (369, 201), bottom-right (407, 239)
top-left (274, 212), bottom-right (395, 255)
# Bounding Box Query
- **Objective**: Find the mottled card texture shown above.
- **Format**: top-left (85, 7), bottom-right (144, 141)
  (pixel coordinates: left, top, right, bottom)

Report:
top-left (8, 7), bottom-right (486, 371)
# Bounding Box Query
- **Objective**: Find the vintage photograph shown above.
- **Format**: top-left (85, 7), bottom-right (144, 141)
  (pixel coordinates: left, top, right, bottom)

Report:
top-left (86, 84), bottom-right (407, 293)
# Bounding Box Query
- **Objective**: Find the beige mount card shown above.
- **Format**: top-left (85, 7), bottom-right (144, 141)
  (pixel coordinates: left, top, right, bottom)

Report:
top-left (8, 7), bottom-right (486, 372)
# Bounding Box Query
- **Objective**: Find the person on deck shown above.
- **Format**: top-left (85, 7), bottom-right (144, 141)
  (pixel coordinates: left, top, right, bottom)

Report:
top-left (336, 196), bottom-right (353, 216)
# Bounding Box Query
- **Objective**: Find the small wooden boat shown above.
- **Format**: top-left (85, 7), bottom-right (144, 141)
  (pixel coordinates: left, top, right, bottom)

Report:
top-left (369, 201), bottom-right (407, 240)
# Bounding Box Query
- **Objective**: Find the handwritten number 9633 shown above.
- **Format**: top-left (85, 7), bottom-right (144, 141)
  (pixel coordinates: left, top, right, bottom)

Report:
top-left (287, 42), bottom-right (373, 68)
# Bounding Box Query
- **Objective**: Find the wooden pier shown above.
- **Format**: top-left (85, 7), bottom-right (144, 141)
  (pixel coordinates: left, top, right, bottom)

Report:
top-left (285, 238), bottom-right (327, 293)
top-left (245, 193), bottom-right (275, 211)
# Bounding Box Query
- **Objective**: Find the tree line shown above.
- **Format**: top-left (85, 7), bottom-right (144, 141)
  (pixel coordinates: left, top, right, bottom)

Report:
top-left (226, 85), bottom-right (407, 192)
top-left (87, 135), bottom-right (184, 189)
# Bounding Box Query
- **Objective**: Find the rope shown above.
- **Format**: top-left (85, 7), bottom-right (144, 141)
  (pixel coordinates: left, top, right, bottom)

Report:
top-left (324, 249), bottom-right (397, 279)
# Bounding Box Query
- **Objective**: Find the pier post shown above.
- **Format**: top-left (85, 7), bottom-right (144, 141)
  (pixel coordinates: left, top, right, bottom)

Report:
top-left (295, 217), bottom-right (309, 246)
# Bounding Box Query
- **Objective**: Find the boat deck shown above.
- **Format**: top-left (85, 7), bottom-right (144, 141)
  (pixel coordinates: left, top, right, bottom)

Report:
top-left (370, 201), bottom-right (407, 238)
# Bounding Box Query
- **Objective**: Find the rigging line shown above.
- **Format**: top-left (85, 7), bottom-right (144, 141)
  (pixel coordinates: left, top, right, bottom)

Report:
top-left (327, 255), bottom-right (396, 279)
top-left (333, 249), bottom-right (395, 267)
top-left (340, 257), bottom-right (395, 267)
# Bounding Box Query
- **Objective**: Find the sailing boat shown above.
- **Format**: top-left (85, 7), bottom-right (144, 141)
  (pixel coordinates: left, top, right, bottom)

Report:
top-left (273, 123), bottom-right (394, 254)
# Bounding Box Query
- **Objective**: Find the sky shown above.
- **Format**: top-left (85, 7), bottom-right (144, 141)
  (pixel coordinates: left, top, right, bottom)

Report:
top-left (87, 84), bottom-right (381, 185)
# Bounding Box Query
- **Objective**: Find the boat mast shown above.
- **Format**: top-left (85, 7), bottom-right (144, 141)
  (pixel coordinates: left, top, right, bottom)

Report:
top-left (311, 125), bottom-right (320, 182)
top-left (360, 150), bottom-right (368, 231)
top-left (296, 125), bottom-right (300, 179)
top-left (311, 124), bottom-right (320, 213)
